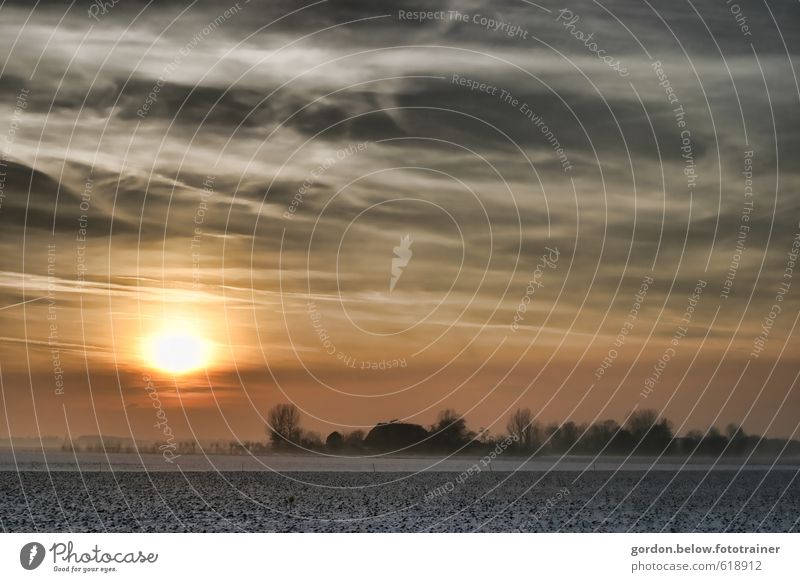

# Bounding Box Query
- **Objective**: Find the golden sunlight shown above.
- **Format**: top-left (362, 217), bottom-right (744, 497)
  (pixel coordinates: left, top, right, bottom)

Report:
top-left (142, 329), bottom-right (212, 375)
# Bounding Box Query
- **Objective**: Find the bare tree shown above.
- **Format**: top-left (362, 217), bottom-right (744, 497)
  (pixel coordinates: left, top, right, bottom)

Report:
top-left (301, 431), bottom-right (323, 450)
top-left (626, 409), bottom-right (659, 440)
top-left (430, 409), bottom-right (472, 450)
top-left (626, 409), bottom-right (672, 453)
top-left (507, 408), bottom-right (538, 451)
top-left (267, 403), bottom-right (302, 448)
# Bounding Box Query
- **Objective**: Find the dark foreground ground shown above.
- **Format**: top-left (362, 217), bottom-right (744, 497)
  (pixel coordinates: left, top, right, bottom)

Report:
top-left (1, 470), bottom-right (797, 532)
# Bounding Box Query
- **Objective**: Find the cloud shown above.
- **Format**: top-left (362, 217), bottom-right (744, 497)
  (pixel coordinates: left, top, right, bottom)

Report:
top-left (0, 0), bottom-right (798, 438)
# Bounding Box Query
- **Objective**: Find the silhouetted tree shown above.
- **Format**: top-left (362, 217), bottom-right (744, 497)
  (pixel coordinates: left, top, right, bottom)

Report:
top-left (301, 431), bottom-right (323, 450)
top-left (267, 403), bottom-right (302, 448)
top-left (698, 426), bottom-right (728, 455)
top-left (430, 409), bottom-right (472, 451)
top-left (626, 409), bottom-right (673, 454)
top-left (726, 424), bottom-right (750, 455)
top-left (581, 419), bottom-right (632, 453)
top-left (627, 409), bottom-right (658, 440)
top-left (584, 419), bottom-right (614, 452)
top-left (547, 421), bottom-right (582, 453)
top-left (507, 408), bottom-right (540, 452)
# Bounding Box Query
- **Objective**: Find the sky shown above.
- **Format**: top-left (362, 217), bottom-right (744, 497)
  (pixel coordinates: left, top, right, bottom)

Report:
top-left (0, 0), bottom-right (799, 444)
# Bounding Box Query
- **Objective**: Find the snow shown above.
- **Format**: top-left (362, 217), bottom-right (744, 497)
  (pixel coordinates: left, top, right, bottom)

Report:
top-left (1, 464), bottom-right (797, 532)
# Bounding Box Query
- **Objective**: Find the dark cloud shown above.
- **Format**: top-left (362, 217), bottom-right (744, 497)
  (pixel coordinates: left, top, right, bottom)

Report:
top-left (0, 0), bottom-right (799, 439)
top-left (0, 160), bottom-right (79, 233)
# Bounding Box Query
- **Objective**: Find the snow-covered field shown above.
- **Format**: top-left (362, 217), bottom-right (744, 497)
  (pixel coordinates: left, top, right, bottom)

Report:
top-left (1, 450), bottom-right (796, 472)
top-left (2, 468), bottom-right (797, 532)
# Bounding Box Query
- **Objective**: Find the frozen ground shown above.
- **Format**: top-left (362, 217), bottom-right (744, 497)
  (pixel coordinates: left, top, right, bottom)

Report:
top-left (1, 450), bottom-right (796, 472)
top-left (1, 469), bottom-right (797, 532)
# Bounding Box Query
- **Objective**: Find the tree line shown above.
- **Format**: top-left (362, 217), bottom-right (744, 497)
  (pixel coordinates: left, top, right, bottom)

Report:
top-left (266, 403), bottom-right (800, 457)
top-left (56, 405), bottom-right (798, 458)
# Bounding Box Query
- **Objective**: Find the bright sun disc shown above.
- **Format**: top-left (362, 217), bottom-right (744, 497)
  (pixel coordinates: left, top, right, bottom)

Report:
top-left (144, 331), bottom-right (210, 374)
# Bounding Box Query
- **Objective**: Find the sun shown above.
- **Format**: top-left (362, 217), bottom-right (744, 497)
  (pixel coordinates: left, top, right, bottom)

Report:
top-left (143, 329), bottom-right (211, 374)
